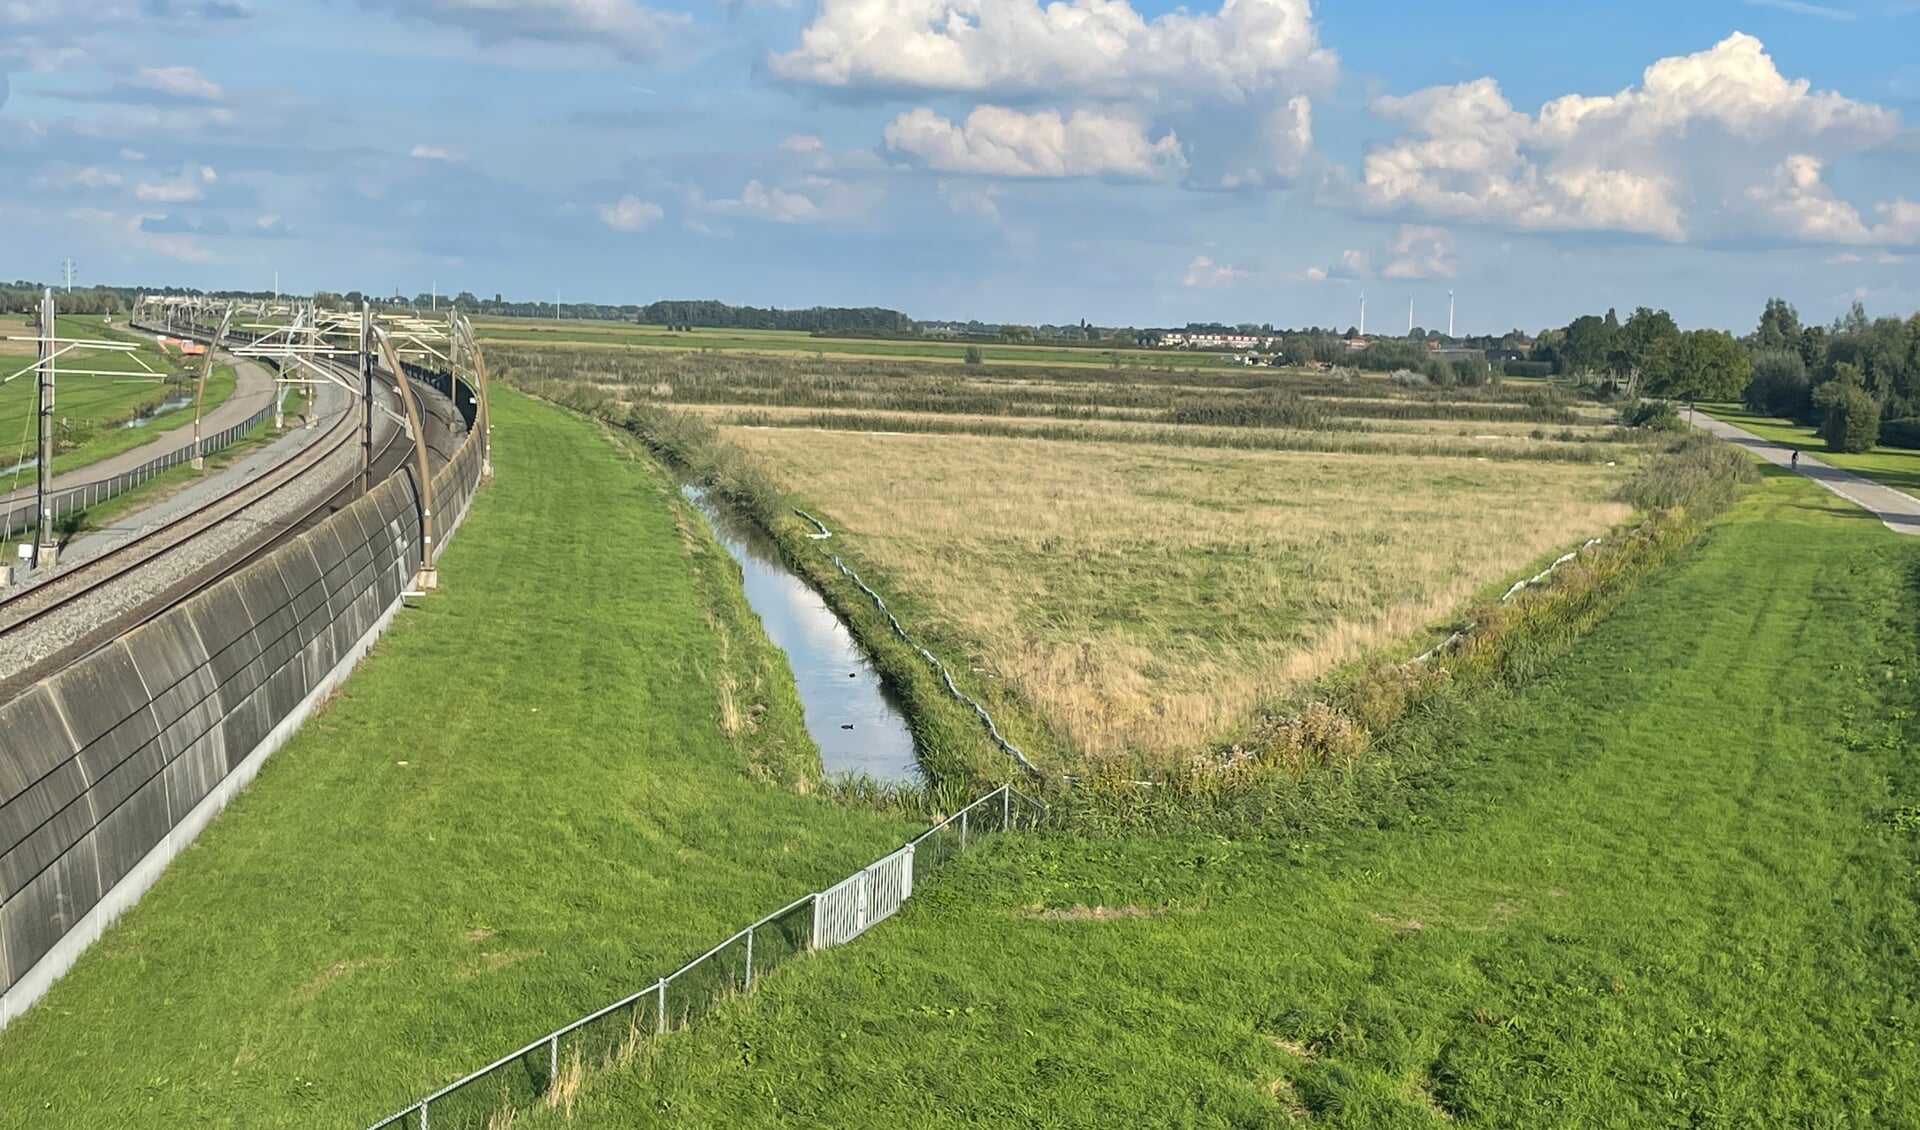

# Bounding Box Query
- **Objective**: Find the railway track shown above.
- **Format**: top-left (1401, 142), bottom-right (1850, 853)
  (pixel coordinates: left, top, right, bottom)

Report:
top-left (0, 355), bottom-right (428, 698)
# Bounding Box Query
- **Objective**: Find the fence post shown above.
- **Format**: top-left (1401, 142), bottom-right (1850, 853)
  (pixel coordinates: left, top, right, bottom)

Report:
top-left (744, 925), bottom-right (754, 987)
top-left (809, 893), bottom-right (822, 953)
top-left (1001, 784), bottom-right (1010, 831)
top-left (548, 1034), bottom-right (558, 1084)
top-left (960, 808), bottom-right (969, 852)
top-left (655, 978), bottom-right (667, 1035)
top-left (417, 1099), bottom-right (429, 1130)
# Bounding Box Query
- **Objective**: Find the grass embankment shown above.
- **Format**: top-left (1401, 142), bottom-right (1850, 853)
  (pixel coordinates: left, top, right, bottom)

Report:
top-left (0, 388), bottom-right (919, 1128)
top-left (1699, 402), bottom-right (1920, 495)
top-left (517, 465), bottom-right (1920, 1127)
top-left (474, 317), bottom-right (1231, 370)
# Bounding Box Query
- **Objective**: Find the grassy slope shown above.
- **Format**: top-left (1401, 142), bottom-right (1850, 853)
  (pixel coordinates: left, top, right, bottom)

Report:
top-left (1700, 402), bottom-right (1920, 495)
top-left (526, 466), bottom-right (1920, 1127)
top-left (0, 389), bottom-right (917, 1128)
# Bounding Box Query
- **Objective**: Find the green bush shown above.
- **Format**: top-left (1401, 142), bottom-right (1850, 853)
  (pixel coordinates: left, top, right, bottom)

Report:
top-left (1615, 433), bottom-right (1759, 514)
top-left (1503, 360), bottom-right (1554, 378)
top-left (1879, 417), bottom-right (1920, 450)
top-left (963, 345), bottom-right (984, 366)
top-left (1623, 400), bottom-right (1685, 432)
top-left (1814, 382), bottom-right (1880, 454)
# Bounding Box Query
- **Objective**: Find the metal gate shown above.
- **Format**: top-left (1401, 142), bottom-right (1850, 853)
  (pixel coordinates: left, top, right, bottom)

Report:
top-left (813, 844), bottom-right (913, 950)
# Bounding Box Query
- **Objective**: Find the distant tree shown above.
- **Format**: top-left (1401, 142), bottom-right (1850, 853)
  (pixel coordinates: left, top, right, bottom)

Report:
top-left (1644, 329), bottom-right (1753, 409)
top-left (1560, 314), bottom-right (1615, 375)
top-left (1608, 307), bottom-right (1679, 397)
top-left (1744, 349), bottom-right (1811, 419)
top-left (1753, 298), bottom-right (1802, 351)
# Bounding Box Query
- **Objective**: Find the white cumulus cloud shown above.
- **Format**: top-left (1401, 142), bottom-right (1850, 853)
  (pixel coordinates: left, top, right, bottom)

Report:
top-left (131, 65), bottom-right (223, 101)
top-left (1381, 224), bottom-right (1458, 278)
top-left (1357, 32), bottom-right (1914, 245)
top-left (771, 0), bottom-right (1334, 103)
top-left (598, 194), bottom-right (664, 231)
top-left (1183, 254), bottom-right (1251, 288)
top-left (411, 143), bottom-right (465, 161)
top-left (135, 163), bottom-right (217, 203)
top-left (884, 106), bottom-right (1184, 178)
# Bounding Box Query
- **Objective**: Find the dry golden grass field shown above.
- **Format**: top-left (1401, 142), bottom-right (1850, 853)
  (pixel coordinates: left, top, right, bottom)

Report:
top-left (724, 426), bottom-right (1633, 759)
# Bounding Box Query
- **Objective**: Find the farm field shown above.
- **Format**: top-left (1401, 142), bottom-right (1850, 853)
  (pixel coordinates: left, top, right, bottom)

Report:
top-left (1699, 402), bottom-right (1920, 495)
top-left (726, 428), bottom-right (1631, 762)
top-left (0, 389), bottom-right (919, 1128)
top-left (474, 315), bottom-right (1236, 369)
top-left (494, 347), bottom-right (1652, 767)
top-left (512, 467), bottom-right (1920, 1128)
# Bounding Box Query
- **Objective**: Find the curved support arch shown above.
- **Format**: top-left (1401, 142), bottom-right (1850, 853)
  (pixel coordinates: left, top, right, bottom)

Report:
top-left (190, 309), bottom-right (235, 470)
top-left (372, 329), bottom-right (440, 590)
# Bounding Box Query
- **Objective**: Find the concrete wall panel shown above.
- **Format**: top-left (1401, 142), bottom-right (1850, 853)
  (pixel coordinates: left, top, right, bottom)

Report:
top-left (45, 644), bottom-right (161, 800)
top-left (1, 832), bottom-right (102, 987)
top-left (0, 765), bottom-right (91, 898)
top-left (91, 772), bottom-right (172, 893)
top-left (0, 690), bottom-right (76, 805)
top-left (161, 732), bottom-right (226, 826)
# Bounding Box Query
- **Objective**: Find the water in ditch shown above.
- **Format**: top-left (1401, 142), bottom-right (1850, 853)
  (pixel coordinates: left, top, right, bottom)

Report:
top-left (681, 483), bottom-right (920, 785)
top-left (122, 393), bottom-right (195, 428)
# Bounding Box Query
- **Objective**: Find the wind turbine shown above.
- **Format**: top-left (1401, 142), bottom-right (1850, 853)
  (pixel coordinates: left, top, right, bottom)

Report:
top-left (1358, 291), bottom-right (1366, 337)
top-left (1448, 289), bottom-right (1455, 339)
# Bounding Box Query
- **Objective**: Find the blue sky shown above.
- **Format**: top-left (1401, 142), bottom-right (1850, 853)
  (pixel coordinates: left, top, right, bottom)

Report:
top-left (2, 0), bottom-right (1918, 333)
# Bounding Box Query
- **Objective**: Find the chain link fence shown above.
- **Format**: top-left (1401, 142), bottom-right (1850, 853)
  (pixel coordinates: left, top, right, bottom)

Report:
top-left (365, 782), bottom-right (1045, 1130)
top-left (1, 401), bottom-right (276, 546)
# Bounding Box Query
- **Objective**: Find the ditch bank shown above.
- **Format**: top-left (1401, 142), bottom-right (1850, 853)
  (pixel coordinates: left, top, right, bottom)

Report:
top-left (0, 375), bottom-right (486, 1027)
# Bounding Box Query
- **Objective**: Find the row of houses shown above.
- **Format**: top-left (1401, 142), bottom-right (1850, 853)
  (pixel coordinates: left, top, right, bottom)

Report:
top-left (1154, 330), bottom-right (1277, 350)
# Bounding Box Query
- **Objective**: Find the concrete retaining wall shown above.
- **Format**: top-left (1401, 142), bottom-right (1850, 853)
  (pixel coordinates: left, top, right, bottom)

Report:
top-left (0, 372), bottom-right (483, 1027)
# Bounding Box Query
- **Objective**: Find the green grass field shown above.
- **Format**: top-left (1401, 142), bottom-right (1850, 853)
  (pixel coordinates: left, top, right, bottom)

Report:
top-left (0, 389), bottom-right (919, 1128)
top-left (1699, 403), bottom-right (1920, 495)
top-left (474, 316), bottom-right (1233, 369)
top-left (510, 466), bottom-right (1920, 1127)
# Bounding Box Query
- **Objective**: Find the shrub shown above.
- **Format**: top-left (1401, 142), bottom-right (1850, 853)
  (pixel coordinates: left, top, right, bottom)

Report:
top-left (1163, 391), bottom-right (1326, 430)
top-left (1390, 369), bottom-right (1428, 388)
top-left (1623, 400), bottom-right (1685, 431)
top-left (1452, 358), bottom-right (1491, 387)
top-left (963, 345), bottom-right (984, 366)
top-left (1880, 417), bottom-right (1920, 450)
top-left (1616, 433), bottom-right (1758, 513)
top-left (1503, 360), bottom-right (1554, 378)
top-left (1814, 382), bottom-right (1879, 454)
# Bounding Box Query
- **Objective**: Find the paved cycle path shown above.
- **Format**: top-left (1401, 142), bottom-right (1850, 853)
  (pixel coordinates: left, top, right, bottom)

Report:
top-left (1693, 410), bottom-right (1920, 537)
